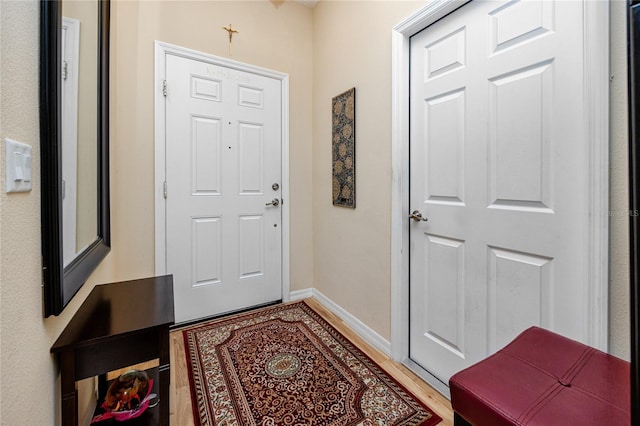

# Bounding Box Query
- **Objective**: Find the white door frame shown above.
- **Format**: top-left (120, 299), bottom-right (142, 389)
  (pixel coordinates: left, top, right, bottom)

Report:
top-left (61, 16), bottom-right (80, 266)
top-left (390, 0), bottom-right (609, 374)
top-left (154, 41), bottom-right (291, 303)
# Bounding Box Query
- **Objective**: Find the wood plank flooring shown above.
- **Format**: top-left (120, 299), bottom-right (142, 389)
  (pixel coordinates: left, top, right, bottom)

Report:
top-left (168, 298), bottom-right (454, 426)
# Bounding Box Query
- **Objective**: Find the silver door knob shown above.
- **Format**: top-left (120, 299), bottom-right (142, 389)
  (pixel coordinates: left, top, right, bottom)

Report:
top-left (409, 210), bottom-right (428, 222)
top-left (266, 198), bottom-right (280, 207)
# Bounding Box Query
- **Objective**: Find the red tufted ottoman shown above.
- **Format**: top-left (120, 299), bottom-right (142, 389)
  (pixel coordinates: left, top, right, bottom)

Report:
top-left (449, 326), bottom-right (630, 426)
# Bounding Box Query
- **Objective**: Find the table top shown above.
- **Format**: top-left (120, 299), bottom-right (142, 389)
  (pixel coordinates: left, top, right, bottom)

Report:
top-left (51, 275), bottom-right (174, 353)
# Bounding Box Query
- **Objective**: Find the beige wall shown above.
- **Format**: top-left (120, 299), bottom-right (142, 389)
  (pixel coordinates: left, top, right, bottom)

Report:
top-left (0, 1), bottom-right (632, 425)
top-left (609, 0), bottom-right (630, 359)
top-left (311, 0), bottom-right (631, 359)
top-left (312, 1), bottom-right (426, 340)
top-left (94, 0), bottom-right (314, 290)
top-left (0, 1), bottom-right (100, 424)
top-left (0, 1), bottom-right (313, 424)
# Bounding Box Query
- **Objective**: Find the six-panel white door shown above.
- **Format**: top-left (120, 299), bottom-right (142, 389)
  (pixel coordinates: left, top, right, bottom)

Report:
top-left (409, 0), bottom-right (589, 385)
top-left (165, 54), bottom-right (282, 323)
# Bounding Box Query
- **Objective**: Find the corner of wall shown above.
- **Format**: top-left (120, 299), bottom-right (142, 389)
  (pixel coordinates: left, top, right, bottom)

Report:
top-left (608, 0), bottom-right (631, 361)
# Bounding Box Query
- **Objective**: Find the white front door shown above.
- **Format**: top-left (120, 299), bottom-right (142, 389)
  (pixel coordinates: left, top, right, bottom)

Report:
top-left (164, 54), bottom-right (283, 323)
top-left (409, 0), bottom-right (589, 385)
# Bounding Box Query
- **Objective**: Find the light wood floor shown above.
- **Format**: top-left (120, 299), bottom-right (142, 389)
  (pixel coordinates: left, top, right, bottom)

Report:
top-left (167, 298), bottom-right (454, 426)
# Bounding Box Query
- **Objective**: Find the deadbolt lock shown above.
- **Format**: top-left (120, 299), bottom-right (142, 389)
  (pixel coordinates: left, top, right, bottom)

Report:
top-left (272, 183), bottom-right (279, 191)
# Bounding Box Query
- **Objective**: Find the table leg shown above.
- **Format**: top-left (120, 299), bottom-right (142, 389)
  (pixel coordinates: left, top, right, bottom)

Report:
top-left (158, 326), bottom-right (170, 426)
top-left (60, 350), bottom-right (78, 426)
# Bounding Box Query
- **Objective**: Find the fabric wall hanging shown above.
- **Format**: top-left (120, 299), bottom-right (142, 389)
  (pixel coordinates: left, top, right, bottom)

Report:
top-left (332, 87), bottom-right (356, 208)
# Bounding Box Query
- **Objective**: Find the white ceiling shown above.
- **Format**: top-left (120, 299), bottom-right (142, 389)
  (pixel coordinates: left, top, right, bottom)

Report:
top-left (294, 0), bottom-right (320, 8)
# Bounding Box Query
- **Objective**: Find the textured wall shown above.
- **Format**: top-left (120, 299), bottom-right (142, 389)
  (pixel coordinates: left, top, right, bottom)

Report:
top-left (91, 0), bottom-right (314, 292)
top-left (0, 3), bottom-right (631, 426)
top-left (0, 2), bottom-right (313, 423)
top-left (608, 0), bottom-right (630, 360)
top-left (0, 1), bottom-right (98, 424)
top-left (311, 0), bottom-right (631, 359)
top-left (312, 1), bottom-right (426, 341)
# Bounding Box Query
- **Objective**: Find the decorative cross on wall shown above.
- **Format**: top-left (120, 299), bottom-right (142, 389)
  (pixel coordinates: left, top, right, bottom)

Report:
top-left (222, 24), bottom-right (239, 56)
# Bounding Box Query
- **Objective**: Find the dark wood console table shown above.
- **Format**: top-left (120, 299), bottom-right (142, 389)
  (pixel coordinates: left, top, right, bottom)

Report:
top-left (51, 276), bottom-right (174, 426)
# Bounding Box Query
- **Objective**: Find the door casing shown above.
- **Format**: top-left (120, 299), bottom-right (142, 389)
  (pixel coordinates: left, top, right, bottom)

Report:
top-left (391, 0), bottom-right (609, 395)
top-left (154, 41), bottom-right (291, 303)
top-left (61, 16), bottom-right (80, 266)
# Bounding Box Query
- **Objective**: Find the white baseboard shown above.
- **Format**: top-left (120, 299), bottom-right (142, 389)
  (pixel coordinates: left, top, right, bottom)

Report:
top-left (290, 288), bottom-right (391, 356)
top-left (289, 288), bottom-right (313, 301)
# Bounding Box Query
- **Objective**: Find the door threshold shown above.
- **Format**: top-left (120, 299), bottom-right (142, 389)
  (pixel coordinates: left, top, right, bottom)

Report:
top-left (403, 358), bottom-right (451, 400)
top-left (170, 299), bottom-right (282, 331)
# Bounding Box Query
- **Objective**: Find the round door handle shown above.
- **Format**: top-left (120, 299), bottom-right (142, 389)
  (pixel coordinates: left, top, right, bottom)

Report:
top-left (266, 198), bottom-right (280, 207)
top-left (409, 210), bottom-right (428, 222)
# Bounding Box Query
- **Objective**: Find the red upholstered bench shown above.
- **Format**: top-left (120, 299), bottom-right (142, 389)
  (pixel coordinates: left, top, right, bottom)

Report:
top-left (449, 326), bottom-right (630, 426)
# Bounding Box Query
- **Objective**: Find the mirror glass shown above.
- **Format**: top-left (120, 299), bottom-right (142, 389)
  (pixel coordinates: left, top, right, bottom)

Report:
top-left (40, 0), bottom-right (110, 317)
top-left (61, 1), bottom-right (99, 266)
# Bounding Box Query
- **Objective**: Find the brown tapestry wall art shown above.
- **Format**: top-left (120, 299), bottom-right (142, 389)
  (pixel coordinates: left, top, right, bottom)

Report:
top-left (332, 87), bottom-right (356, 208)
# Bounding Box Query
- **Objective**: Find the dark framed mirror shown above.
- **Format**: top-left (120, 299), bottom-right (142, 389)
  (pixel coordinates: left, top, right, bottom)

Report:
top-left (40, 0), bottom-right (110, 317)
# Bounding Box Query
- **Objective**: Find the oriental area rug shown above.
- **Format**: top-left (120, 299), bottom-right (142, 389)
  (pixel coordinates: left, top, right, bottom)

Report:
top-left (182, 301), bottom-right (442, 426)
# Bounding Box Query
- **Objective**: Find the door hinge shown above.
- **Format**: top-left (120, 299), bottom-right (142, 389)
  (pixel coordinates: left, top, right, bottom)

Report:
top-left (163, 181), bottom-right (168, 199)
top-left (62, 61), bottom-right (68, 80)
top-left (162, 80), bottom-right (168, 97)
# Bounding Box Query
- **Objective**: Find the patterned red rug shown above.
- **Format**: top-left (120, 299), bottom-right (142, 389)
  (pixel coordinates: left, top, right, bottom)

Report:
top-left (182, 301), bottom-right (442, 425)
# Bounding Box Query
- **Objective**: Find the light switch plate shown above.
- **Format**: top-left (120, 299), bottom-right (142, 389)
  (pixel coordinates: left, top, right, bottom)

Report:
top-left (5, 138), bottom-right (33, 193)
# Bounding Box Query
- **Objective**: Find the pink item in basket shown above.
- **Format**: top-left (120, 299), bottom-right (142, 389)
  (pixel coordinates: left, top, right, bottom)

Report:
top-left (91, 370), bottom-right (157, 423)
